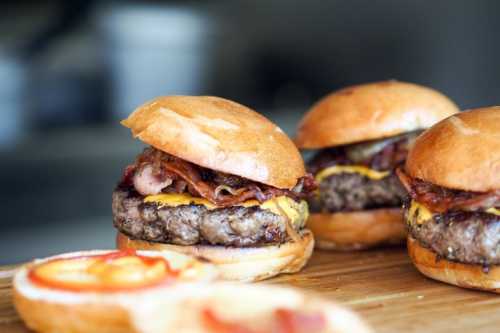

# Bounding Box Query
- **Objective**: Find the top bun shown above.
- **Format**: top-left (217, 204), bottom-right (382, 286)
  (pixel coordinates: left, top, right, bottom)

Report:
top-left (295, 80), bottom-right (459, 149)
top-left (406, 107), bottom-right (500, 192)
top-left (121, 96), bottom-right (306, 189)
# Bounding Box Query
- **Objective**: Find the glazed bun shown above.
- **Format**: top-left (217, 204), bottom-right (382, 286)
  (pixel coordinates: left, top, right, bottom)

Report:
top-left (13, 250), bottom-right (217, 333)
top-left (408, 237), bottom-right (500, 293)
top-left (406, 106), bottom-right (500, 192)
top-left (132, 283), bottom-right (373, 333)
top-left (117, 229), bottom-right (314, 282)
top-left (295, 80), bottom-right (459, 149)
top-left (306, 209), bottom-right (405, 250)
top-left (121, 96), bottom-right (305, 189)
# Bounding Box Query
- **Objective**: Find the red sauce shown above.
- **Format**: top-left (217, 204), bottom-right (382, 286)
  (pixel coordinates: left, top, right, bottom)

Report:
top-left (28, 250), bottom-right (179, 292)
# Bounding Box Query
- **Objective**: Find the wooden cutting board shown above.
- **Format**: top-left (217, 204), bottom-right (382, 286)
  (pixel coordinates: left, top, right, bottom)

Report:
top-left (2, 248), bottom-right (500, 333)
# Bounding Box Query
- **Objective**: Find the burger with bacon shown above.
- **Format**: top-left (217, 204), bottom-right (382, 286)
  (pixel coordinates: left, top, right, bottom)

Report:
top-left (397, 107), bottom-right (500, 292)
top-left (295, 80), bottom-right (459, 250)
top-left (113, 96), bottom-right (316, 282)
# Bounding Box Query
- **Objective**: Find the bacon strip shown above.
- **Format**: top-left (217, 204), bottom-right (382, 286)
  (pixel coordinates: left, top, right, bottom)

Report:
top-left (120, 165), bottom-right (136, 186)
top-left (396, 168), bottom-right (500, 213)
top-left (308, 131), bottom-right (420, 174)
top-left (125, 147), bottom-right (317, 207)
top-left (161, 159), bottom-right (217, 201)
top-left (162, 160), bottom-right (312, 206)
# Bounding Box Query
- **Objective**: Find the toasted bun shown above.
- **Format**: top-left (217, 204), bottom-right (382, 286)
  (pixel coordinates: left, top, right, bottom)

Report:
top-left (121, 96), bottom-right (305, 189)
top-left (306, 209), bottom-right (405, 250)
top-left (13, 292), bottom-right (133, 333)
top-left (13, 250), bottom-right (217, 333)
top-left (117, 229), bottom-right (314, 282)
top-left (131, 283), bottom-right (373, 333)
top-left (295, 80), bottom-right (459, 149)
top-left (406, 107), bottom-right (500, 192)
top-left (407, 236), bottom-right (500, 293)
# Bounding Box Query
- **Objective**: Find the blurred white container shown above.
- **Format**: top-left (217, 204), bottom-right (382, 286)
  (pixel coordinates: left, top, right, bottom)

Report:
top-left (0, 52), bottom-right (25, 148)
top-left (99, 4), bottom-right (215, 118)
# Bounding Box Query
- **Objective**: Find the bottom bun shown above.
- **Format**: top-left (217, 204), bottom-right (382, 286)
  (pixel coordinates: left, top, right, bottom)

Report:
top-left (13, 249), bottom-right (216, 333)
top-left (408, 236), bottom-right (500, 293)
top-left (117, 229), bottom-right (314, 282)
top-left (306, 209), bottom-right (405, 251)
top-left (14, 292), bottom-right (132, 333)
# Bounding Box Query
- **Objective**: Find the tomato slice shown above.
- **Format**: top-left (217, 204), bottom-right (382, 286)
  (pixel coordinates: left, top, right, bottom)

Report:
top-left (28, 250), bottom-right (178, 292)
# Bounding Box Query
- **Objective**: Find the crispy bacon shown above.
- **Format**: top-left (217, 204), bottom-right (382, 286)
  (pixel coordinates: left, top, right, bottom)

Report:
top-left (120, 165), bottom-right (136, 186)
top-left (161, 158), bottom-right (219, 201)
top-left (396, 168), bottom-right (500, 213)
top-left (123, 147), bottom-right (317, 207)
top-left (307, 131), bottom-right (420, 174)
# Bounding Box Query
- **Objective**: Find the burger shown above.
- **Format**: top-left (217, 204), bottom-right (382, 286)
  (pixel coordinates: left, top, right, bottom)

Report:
top-left (295, 80), bottom-right (459, 250)
top-left (113, 96), bottom-right (316, 282)
top-left (397, 107), bottom-right (500, 292)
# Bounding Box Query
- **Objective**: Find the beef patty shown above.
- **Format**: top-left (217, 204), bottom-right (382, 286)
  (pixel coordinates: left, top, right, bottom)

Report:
top-left (407, 207), bottom-right (500, 265)
top-left (309, 173), bottom-right (407, 213)
top-left (112, 188), bottom-right (305, 247)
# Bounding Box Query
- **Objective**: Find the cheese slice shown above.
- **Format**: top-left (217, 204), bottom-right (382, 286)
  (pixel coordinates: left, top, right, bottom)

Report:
top-left (407, 200), bottom-right (434, 225)
top-left (486, 207), bottom-right (500, 216)
top-left (144, 193), bottom-right (308, 229)
top-left (315, 165), bottom-right (390, 183)
top-left (144, 193), bottom-right (217, 209)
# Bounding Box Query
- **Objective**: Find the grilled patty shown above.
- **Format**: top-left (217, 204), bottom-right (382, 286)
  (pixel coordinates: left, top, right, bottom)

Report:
top-left (309, 173), bottom-right (407, 213)
top-left (407, 207), bottom-right (500, 265)
top-left (112, 188), bottom-right (304, 247)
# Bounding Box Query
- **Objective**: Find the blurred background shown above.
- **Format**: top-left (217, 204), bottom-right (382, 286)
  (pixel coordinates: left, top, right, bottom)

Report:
top-left (1, 0), bottom-right (499, 264)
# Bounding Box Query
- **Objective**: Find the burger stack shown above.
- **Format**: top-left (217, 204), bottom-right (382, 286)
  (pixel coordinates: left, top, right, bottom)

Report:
top-left (295, 81), bottom-right (459, 250)
top-left (114, 96), bottom-right (316, 282)
top-left (398, 107), bottom-right (500, 292)
top-left (10, 81), bottom-right (500, 333)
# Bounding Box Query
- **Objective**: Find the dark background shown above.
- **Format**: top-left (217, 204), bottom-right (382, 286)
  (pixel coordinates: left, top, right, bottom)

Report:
top-left (1, 0), bottom-right (499, 264)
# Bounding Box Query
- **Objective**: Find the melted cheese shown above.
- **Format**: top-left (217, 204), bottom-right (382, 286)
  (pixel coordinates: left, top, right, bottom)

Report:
top-left (315, 165), bottom-right (390, 183)
top-left (144, 193), bottom-right (308, 229)
top-left (407, 200), bottom-right (434, 225)
top-left (144, 193), bottom-right (217, 209)
top-left (486, 207), bottom-right (500, 216)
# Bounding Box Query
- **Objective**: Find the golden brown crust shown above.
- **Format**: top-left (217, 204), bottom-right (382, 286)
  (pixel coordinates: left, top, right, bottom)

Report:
top-left (406, 107), bottom-right (500, 192)
top-left (13, 289), bottom-right (135, 333)
top-left (295, 81), bottom-right (459, 149)
top-left (306, 209), bottom-right (405, 250)
top-left (116, 230), bottom-right (314, 282)
top-left (407, 236), bottom-right (500, 293)
top-left (121, 95), bottom-right (305, 189)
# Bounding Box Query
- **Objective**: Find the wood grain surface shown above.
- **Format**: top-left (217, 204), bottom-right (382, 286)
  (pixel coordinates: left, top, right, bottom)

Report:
top-left (3, 248), bottom-right (500, 333)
